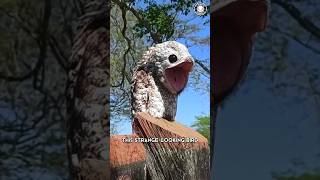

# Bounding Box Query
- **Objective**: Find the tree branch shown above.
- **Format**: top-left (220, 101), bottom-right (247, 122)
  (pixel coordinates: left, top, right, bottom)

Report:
top-left (272, 0), bottom-right (320, 40)
top-left (195, 59), bottom-right (210, 74)
top-left (49, 35), bottom-right (68, 71)
top-left (111, 4), bottom-right (131, 88)
top-left (111, 0), bottom-right (161, 43)
top-left (270, 25), bottom-right (320, 55)
top-left (0, 0), bottom-right (51, 82)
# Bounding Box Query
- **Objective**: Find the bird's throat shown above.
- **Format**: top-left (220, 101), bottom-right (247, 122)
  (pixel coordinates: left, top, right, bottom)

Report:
top-left (165, 67), bottom-right (189, 94)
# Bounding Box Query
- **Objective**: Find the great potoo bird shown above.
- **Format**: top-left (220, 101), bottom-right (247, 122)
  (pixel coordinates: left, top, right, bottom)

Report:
top-left (131, 41), bottom-right (194, 121)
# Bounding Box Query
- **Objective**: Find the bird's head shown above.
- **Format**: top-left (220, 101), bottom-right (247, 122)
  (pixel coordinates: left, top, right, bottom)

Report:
top-left (138, 41), bottom-right (194, 95)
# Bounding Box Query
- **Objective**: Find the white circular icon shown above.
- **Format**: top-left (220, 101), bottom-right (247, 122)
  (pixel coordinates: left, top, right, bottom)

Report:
top-left (194, 2), bottom-right (207, 16)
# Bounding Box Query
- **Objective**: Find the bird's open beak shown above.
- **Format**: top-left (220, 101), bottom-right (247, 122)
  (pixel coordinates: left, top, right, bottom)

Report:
top-left (164, 59), bottom-right (194, 94)
top-left (212, 0), bottom-right (268, 103)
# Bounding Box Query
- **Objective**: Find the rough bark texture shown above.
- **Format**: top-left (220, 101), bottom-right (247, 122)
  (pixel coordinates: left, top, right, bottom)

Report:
top-left (110, 135), bottom-right (147, 180)
top-left (133, 112), bottom-right (210, 180)
top-left (66, 0), bottom-right (109, 179)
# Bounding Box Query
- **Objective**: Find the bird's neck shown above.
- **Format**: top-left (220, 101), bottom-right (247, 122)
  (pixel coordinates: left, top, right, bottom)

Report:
top-left (154, 77), bottom-right (177, 120)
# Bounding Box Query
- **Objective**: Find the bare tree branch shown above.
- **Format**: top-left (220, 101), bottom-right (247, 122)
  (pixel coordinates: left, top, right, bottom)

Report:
top-left (112, 0), bottom-right (162, 43)
top-left (272, 0), bottom-right (320, 40)
top-left (111, 3), bottom-right (131, 88)
top-left (270, 25), bottom-right (320, 55)
top-left (49, 36), bottom-right (68, 71)
top-left (195, 59), bottom-right (210, 74)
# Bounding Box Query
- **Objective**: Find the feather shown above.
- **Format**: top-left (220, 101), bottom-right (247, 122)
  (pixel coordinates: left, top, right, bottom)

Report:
top-left (131, 41), bottom-right (194, 121)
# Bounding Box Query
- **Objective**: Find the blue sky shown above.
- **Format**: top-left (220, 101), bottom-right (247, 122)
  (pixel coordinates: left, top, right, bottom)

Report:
top-left (113, 1), bottom-right (320, 179)
top-left (116, 1), bottom-right (211, 134)
top-left (172, 9), bottom-right (210, 127)
top-left (213, 10), bottom-right (320, 179)
top-left (214, 76), bottom-right (320, 180)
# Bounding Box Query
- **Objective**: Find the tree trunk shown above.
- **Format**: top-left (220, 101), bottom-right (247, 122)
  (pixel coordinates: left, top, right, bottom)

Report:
top-left (66, 1), bottom-right (109, 179)
top-left (110, 134), bottom-right (147, 180)
top-left (109, 113), bottom-right (210, 180)
top-left (133, 113), bottom-right (210, 180)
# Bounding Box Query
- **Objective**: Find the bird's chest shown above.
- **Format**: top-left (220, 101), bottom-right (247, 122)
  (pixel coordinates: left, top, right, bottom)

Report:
top-left (145, 77), bottom-right (166, 118)
top-left (149, 78), bottom-right (177, 120)
top-left (133, 72), bottom-right (177, 120)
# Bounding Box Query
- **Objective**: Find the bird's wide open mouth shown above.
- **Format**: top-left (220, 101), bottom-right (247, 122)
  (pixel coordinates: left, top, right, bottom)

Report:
top-left (165, 61), bottom-right (193, 93)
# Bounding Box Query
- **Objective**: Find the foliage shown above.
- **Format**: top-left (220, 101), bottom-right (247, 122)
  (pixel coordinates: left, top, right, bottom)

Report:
top-left (191, 115), bottom-right (210, 142)
top-left (110, 5), bottom-right (147, 131)
top-left (134, 4), bottom-right (175, 42)
top-left (248, 1), bottom-right (320, 105)
top-left (243, 1), bottom-right (320, 179)
top-left (133, 0), bottom-right (199, 42)
top-left (110, 0), bottom-right (210, 134)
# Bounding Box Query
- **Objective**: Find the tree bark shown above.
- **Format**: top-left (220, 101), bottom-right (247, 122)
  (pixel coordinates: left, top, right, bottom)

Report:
top-left (133, 113), bottom-right (210, 180)
top-left (110, 134), bottom-right (147, 180)
top-left (66, 1), bottom-right (109, 179)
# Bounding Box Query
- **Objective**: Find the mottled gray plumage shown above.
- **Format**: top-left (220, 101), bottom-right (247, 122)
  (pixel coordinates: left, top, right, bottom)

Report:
top-left (66, 1), bottom-right (109, 179)
top-left (132, 41), bottom-right (194, 121)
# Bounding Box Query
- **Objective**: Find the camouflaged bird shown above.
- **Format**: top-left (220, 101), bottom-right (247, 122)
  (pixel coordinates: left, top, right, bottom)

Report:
top-left (131, 41), bottom-right (194, 121)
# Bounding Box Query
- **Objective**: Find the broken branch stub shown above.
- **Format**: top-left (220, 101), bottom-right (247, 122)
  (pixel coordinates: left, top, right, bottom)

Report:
top-left (133, 112), bottom-right (210, 180)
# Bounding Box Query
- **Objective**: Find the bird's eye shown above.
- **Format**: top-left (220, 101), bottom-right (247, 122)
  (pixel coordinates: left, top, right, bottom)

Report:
top-left (168, 54), bottom-right (178, 63)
